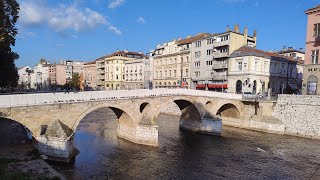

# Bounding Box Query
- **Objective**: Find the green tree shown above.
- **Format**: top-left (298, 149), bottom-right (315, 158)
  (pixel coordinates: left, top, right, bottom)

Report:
top-left (0, 0), bottom-right (20, 91)
top-left (71, 72), bottom-right (79, 89)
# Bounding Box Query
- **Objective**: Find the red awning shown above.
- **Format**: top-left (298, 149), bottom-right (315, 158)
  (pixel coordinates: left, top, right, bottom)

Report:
top-left (196, 84), bottom-right (206, 88)
top-left (207, 84), bottom-right (228, 89)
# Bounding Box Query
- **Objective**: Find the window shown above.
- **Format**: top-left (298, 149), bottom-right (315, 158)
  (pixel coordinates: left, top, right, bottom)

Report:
top-left (206, 61), bottom-right (213, 66)
top-left (174, 58), bottom-right (177, 64)
top-left (314, 23), bottom-right (320, 37)
top-left (281, 63), bottom-right (286, 74)
top-left (195, 41), bottom-right (201, 47)
top-left (220, 35), bottom-right (229, 41)
top-left (207, 38), bottom-right (214, 44)
top-left (195, 71), bottom-right (200, 77)
top-left (185, 69), bottom-right (189, 77)
top-left (174, 70), bottom-right (176, 77)
top-left (238, 62), bottom-right (242, 71)
top-left (194, 61), bottom-right (200, 67)
top-left (244, 63), bottom-right (247, 70)
top-left (195, 51), bottom-right (201, 58)
top-left (160, 71), bottom-right (162, 78)
top-left (169, 70), bottom-right (172, 77)
top-left (207, 49), bottom-right (213, 55)
top-left (255, 62), bottom-right (258, 71)
top-left (164, 70), bottom-right (167, 77)
top-left (156, 71), bottom-right (158, 78)
top-left (264, 62), bottom-right (267, 72)
top-left (312, 50), bottom-right (319, 64)
top-left (116, 75), bottom-right (119, 79)
top-left (186, 56), bottom-right (189, 62)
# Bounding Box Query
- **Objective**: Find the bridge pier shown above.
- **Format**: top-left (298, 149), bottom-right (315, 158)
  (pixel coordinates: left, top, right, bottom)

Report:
top-left (179, 118), bottom-right (222, 135)
top-left (117, 124), bottom-right (158, 147)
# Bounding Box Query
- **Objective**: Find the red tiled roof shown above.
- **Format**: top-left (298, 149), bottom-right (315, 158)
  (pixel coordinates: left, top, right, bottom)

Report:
top-left (106, 51), bottom-right (146, 58)
top-left (85, 60), bottom-right (96, 65)
top-left (305, 5), bottom-right (320, 14)
top-left (231, 46), bottom-right (304, 64)
top-left (177, 33), bottom-right (210, 45)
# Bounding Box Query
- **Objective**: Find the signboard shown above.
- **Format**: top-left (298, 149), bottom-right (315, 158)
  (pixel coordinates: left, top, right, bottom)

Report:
top-left (308, 82), bottom-right (317, 95)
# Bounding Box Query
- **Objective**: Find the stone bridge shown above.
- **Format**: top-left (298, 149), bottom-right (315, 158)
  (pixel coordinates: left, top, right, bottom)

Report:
top-left (0, 89), bottom-right (261, 161)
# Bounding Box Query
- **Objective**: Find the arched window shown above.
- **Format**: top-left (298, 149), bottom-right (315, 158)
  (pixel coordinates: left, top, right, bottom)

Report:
top-left (308, 75), bottom-right (318, 95)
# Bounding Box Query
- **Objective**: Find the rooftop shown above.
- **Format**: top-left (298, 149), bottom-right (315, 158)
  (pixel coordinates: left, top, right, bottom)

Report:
top-left (177, 33), bottom-right (210, 45)
top-left (305, 5), bottom-right (320, 14)
top-left (97, 50), bottom-right (146, 60)
top-left (230, 46), bottom-right (304, 64)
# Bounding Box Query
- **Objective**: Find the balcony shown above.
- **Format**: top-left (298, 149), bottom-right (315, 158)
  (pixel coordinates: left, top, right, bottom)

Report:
top-left (212, 64), bottom-right (228, 70)
top-left (214, 40), bottom-right (229, 47)
top-left (214, 52), bottom-right (229, 59)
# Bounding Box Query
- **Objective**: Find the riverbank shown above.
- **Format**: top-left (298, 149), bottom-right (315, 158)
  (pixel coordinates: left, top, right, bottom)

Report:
top-left (0, 118), bottom-right (65, 179)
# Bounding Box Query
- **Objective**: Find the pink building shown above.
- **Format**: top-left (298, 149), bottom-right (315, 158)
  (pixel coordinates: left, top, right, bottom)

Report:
top-left (48, 64), bottom-right (66, 86)
top-left (303, 5), bottom-right (320, 95)
top-left (84, 61), bottom-right (97, 89)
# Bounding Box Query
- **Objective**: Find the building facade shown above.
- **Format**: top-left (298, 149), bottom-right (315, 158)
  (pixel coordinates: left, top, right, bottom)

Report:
top-left (84, 61), bottom-right (97, 89)
top-left (124, 59), bottom-right (145, 89)
top-left (96, 50), bottom-right (145, 90)
top-left (151, 34), bottom-right (207, 89)
top-left (191, 25), bottom-right (257, 92)
top-left (18, 66), bottom-right (32, 88)
top-left (303, 5), bottom-right (320, 95)
top-left (278, 47), bottom-right (305, 61)
top-left (228, 46), bottom-right (303, 96)
top-left (48, 64), bottom-right (66, 86)
top-left (64, 60), bottom-right (84, 82)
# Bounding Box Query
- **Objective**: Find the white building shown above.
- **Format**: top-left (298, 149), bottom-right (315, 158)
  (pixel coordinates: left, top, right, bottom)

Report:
top-left (31, 61), bottom-right (50, 90)
top-left (18, 66), bottom-right (32, 88)
top-left (228, 46), bottom-right (303, 96)
top-left (124, 57), bottom-right (150, 89)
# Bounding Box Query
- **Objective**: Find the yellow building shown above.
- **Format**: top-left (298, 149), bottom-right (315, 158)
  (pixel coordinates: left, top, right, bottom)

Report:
top-left (96, 50), bottom-right (145, 90)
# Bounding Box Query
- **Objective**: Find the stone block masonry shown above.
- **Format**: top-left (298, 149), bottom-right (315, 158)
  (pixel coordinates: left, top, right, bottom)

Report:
top-left (273, 95), bottom-right (320, 139)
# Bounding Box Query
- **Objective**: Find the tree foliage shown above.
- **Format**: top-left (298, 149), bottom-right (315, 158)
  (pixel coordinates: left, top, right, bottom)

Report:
top-left (71, 72), bottom-right (80, 89)
top-left (0, 0), bottom-right (20, 91)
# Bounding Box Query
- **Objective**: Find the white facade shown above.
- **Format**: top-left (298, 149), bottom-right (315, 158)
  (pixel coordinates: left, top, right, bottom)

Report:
top-left (18, 66), bottom-right (32, 88)
top-left (124, 58), bottom-right (145, 89)
top-left (31, 62), bottom-right (50, 90)
top-left (228, 47), bottom-right (303, 96)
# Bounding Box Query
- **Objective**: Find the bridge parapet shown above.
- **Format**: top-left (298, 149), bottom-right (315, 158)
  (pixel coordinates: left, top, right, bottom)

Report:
top-left (0, 89), bottom-right (242, 108)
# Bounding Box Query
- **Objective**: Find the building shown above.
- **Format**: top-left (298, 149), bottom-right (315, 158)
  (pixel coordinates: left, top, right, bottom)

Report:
top-left (64, 60), bottom-right (84, 82)
top-left (228, 46), bottom-right (303, 96)
top-left (124, 58), bottom-right (145, 89)
top-left (191, 25), bottom-right (257, 91)
top-left (303, 5), bottom-right (320, 95)
top-left (18, 66), bottom-right (32, 88)
top-left (151, 33), bottom-right (208, 89)
top-left (96, 50), bottom-right (146, 90)
top-left (31, 61), bottom-right (50, 90)
top-left (278, 47), bottom-right (305, 61)
top-left (84, 61), bottom-right (97, 89)
top-left (48, 64), bottom-right (66, 87)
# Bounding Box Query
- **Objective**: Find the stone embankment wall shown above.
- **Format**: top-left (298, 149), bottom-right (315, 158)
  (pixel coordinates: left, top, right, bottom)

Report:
top-left (273, 95), bottom-right (320, 139)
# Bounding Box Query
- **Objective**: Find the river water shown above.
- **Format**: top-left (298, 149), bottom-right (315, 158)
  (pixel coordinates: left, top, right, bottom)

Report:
top-left (53, 108), bottom-right (320, 180)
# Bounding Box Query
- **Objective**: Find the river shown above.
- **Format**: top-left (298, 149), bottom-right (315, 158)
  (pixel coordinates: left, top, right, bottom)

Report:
top-left (51, 108), bottom-right (320, 180)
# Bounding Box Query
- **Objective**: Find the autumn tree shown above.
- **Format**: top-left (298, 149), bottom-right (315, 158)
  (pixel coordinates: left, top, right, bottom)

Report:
top-left (0, 0), bottom-right (20, 91)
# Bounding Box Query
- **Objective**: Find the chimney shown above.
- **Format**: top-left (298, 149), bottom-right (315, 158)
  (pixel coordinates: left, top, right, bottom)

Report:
top-left (234, 24), bottom-right (239, 33)
top-left (253, 30), bottom-right (257, 41)
top-left (244, 27), bottom-right (248, 37)
top-left (226, 25), bottom-right (231, 31)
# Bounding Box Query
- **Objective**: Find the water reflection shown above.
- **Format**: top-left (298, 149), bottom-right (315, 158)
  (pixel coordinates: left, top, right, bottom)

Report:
top-left (55, 108), bottom-right (320, 180)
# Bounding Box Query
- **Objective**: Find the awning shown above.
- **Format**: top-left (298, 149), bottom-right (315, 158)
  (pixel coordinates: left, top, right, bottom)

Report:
top-left (196, 84), bottom-right (206, 89)
top-left (288, 83), bottom-right (299, 90)
top-left (207, 84), bottom-right (228, 89)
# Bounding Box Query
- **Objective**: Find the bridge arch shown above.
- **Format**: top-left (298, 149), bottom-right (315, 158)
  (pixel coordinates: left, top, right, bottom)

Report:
top-left (216, 103), bottom-right (240, 119)
top-left (72, 103), bottom-right (136, 131)
top-left (140, 102), bottom-right (150, 113)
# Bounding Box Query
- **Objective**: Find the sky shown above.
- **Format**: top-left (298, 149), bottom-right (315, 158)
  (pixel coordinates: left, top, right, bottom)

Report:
top-left (14, 0), bottom-right (320, 67)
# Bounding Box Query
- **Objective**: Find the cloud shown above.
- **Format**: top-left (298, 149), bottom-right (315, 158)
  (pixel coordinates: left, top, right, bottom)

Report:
top-left (19, 1), bottom-right (107, 32)
top-left (108, 0), bottom-right (125, 9)
top-left (108, 25), bottom-right (122, 35)
top-left (137, 16), bottom-right (146, 24)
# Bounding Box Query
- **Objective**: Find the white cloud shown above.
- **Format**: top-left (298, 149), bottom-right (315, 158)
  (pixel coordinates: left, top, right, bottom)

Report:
top-left (19, 1), bottom-right (107, 32)
top-left (108, 0), bottom-right (125, 9)
top-left (108, 25), bottom-right (122, 35)
top-left (137, 16), bottom-right (146, 24)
